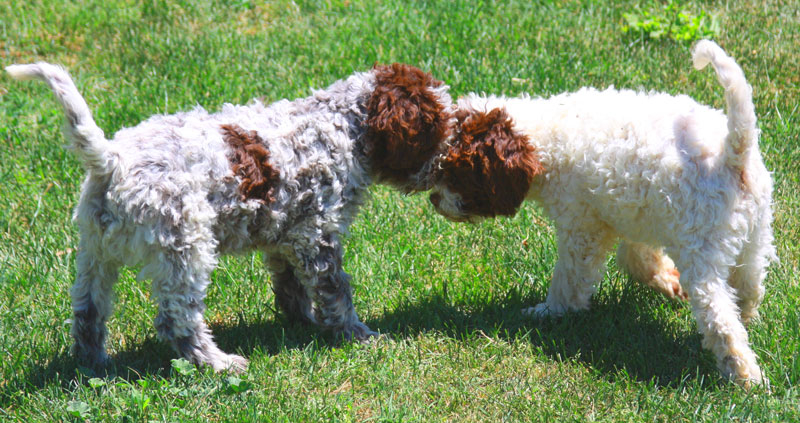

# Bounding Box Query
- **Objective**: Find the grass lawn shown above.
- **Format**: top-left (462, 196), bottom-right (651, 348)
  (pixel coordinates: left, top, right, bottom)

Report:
top-left (1, 0), bottom-right (798, 421)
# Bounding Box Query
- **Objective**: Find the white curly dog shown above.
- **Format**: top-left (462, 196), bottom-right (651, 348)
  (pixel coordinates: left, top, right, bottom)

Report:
top-left (429, 41), bottom-right (775, 387)
top-left (6, 62), bottom-right (453, 372)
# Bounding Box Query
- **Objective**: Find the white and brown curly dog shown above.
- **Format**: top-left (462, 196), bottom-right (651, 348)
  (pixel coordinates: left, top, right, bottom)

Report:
top-left (429, 41), bottom-right (776, 387)
top-left (6, 62), bottom-right (453, 372)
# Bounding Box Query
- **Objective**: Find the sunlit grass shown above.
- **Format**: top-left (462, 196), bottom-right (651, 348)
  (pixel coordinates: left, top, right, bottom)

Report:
top-left (1, 0), bottom-right (798, 421)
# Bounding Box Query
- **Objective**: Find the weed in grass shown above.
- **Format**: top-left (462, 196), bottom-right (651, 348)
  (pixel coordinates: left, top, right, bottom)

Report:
top-left (621, 0), bottom-right (720, 42)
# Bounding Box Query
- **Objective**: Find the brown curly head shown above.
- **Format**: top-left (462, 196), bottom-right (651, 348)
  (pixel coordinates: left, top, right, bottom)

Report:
top-left (364, 64), bottom-right (452, 191)
top-left (433, 107), bottom-right (543, 218)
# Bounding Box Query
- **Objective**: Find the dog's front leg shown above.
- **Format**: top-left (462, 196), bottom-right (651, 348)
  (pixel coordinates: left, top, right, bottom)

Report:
top-left (525, 226), bottom-right (617, 318)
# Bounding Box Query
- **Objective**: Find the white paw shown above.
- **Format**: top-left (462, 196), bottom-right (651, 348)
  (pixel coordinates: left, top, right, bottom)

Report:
top-left (522, 302), bottom-right (566, 319)
top-left (721, 353), bottom-right (765, 391)
top-left (210, 353), bottom-right (249, 373)
top-left (740, 308), bottom-right (760, 326)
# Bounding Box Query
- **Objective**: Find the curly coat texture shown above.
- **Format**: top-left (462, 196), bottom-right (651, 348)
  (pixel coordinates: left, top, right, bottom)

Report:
top-left (6, 62), bottom-right (453, 372)
top-left (429, 41), bottom-right (776, 388)
top-left (365, 64), bottom-right (452, 187)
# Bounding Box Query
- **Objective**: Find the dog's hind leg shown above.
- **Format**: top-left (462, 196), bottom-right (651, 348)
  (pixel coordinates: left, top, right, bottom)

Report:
top-left (71, 233), bottom-right (120, 366)
top-left (616, 240), bottom-right (686, 300)
top-left (265, 255), bottom-right (316, 325)
top-left (149, 247), bottom-right (248, 373)
top-left (679, 246), bottom-right (764, 387)
top-left (525, 225), bottom-right (617, 317)
top-left (728, 215), bottom-right (775, 325)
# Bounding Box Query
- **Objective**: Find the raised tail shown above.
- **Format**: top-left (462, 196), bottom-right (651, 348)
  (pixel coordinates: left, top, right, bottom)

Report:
top-left (6, 62), bottom-right (111, 172)
top-left (692, 40), bottom-right (758, 169)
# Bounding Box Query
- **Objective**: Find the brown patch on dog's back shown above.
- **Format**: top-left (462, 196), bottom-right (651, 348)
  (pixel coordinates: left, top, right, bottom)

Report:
top-left (364, 64), bottom-right (451, 190)
top-left (221, 124), bottom-right (280, 203)
top-left (439, 107), bottom-right (543, 217)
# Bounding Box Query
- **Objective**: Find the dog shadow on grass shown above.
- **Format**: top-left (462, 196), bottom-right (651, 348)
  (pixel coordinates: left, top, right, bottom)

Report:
top-left (216, 281), bottom-right (720, 389)
top-left (364, 287), bottom-right (721, 389)
top-left (4, 285), bottom-right (718, 404)
top-left (0, 314), bottom-right (325, 405)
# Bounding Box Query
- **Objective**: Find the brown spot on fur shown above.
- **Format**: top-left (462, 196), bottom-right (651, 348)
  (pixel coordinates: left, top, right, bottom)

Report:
top-left (221, 124), bottom-right (280, 203)
top-left (740, 168), bottom-right (749, 191)
top-left (364, 64), bottom-right (451, 191)
top-left (438, 107), bottom-right (543, 217)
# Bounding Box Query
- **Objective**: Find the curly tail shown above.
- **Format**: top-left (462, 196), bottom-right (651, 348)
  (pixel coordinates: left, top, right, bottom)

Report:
top-left (6, 62), bottom-right (111, 173)
top-left (692, 40), bottom-right (758, 169)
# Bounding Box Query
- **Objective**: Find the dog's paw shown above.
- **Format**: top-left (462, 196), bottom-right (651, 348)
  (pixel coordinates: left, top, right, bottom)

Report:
top-left (213, 353), bottom-right (249, 373)
top-left (71, 343), bottom-right (110, 368)
top-left (522, 302), bottom-right (566, 319)
top-left (343, 321), bottom-right (380, 343)
top-left (740, 309), bottom-right (760, 326)
top-left (721, 353), bottom-right (766, 391)
top-left (198, 352), bottom-right (248, 374)
top-left (655, 268), bottom-right (687, 301)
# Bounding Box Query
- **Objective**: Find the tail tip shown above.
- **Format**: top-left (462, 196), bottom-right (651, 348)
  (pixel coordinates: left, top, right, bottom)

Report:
top-left (5, 63), bottom-right (42, 81)
top-left (692, 39), bottom-right (721, 70)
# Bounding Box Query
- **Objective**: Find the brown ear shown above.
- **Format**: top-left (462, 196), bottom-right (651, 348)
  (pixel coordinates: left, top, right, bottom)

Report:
top-left (364, 64), bottom-right (451, 190)
top-left (441, 108), bottom-right (542, 217)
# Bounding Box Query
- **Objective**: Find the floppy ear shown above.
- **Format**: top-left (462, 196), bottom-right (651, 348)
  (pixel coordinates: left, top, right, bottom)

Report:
top-left (441, 107), bottom-right (542, 217)
top-left (364, 63), bottom-right (452, 190)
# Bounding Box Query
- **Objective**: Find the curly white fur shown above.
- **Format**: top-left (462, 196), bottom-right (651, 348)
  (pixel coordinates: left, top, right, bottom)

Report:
top-left (431, 41), bottom-right (776, 387)
top-left (7, 62), bottom-right (452, 372)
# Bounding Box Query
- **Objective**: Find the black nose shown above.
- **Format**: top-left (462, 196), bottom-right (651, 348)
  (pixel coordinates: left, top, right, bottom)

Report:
top-left (430, 192), bottom-right (441, 207)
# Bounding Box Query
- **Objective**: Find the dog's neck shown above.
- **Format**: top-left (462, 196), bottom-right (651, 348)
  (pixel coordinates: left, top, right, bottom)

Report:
top-left (289, 65), bottom-right (455, 194)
